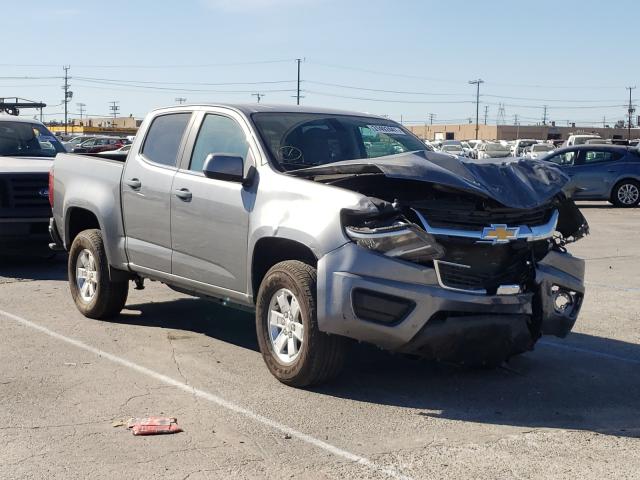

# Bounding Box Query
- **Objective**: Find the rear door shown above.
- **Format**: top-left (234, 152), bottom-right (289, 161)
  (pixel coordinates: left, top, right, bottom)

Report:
top-left (121, 112), bottom-right (193, 272)
top-left (170, 109), bottom-right (254, 293)
top-left (570, 148), bottom-right (624, 198)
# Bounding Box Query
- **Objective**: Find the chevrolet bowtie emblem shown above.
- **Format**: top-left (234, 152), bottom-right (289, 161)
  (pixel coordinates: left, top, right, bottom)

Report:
top-left (481, 224), bottom-right (520, 244)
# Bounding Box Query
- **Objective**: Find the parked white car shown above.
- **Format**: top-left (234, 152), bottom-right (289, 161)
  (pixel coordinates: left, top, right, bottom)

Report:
top-left (523, 143), bottom-right (555, 160)
top-left (564, 134), bottom-right (601, 147)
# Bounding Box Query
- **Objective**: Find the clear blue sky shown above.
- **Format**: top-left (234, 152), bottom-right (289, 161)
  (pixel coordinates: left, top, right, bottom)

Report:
top-left (3, 0), bottom-right (639, 127)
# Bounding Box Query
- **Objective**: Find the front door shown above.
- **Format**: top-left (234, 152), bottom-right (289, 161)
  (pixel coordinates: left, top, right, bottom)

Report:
top-left (170, 111), bottom-right (254, 293)
top-left (121, 112), bottom-right (192, 272)
top-left (570, 148), bottom-right (623, 199)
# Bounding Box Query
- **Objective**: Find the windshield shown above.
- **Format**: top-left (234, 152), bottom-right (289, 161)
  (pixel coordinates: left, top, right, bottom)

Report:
top-left (533, 144), bottom-right (554, 152)
top-left (574, 136), bottom-right (600, 145)
top-left (442, 145), bottom-right (462, 152)
top-left (486, 143), bottom-right (510, 152)
top-left (0, 121), bottom-right (65, 157)
top-left (251, 112), bottom-right (426, 170)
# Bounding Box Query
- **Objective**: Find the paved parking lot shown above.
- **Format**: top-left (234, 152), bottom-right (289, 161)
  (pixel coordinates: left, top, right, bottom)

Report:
top-left (1, 202), bottom-right (639, 480)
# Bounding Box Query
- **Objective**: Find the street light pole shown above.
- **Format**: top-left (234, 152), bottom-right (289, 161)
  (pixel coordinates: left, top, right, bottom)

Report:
top-left (469, 79), bottom-right (484, 140)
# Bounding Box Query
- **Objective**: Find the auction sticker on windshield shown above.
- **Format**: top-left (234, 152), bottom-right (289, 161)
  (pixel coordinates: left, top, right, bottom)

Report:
top-left (367, 125), bottom-right (406, 135)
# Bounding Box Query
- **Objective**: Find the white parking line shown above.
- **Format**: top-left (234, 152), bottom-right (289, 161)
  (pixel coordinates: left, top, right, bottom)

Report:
top-left (539, 340), bottom-right (640, 365)
top-left (0, 309), bottom-right (414, 480)
top-left (585, 281), bottom-right (640, 293)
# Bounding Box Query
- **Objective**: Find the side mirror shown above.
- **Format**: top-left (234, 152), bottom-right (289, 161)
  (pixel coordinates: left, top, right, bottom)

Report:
top-left (203, 153), bottom-right (244, 183)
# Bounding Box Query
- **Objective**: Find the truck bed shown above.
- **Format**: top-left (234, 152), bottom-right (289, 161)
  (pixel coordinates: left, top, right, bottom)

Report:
top-left (52, 153), bottom-right (129, 269)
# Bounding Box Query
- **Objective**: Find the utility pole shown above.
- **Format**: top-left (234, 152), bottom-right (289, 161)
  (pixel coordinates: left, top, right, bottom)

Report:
top-left (77, 102), bottom-right (86, 124)
top-left (62, 66), bottom-right (72, 135)
top-left (542, 105), bottom-right (548, 125)
top-left (252, 93), bottom-right (265, 103)
top-left (603, 116), bottom-right (606, 128)
top-left (109, 101), bottom-right (120, 129)
top-left (296, 58), bottom-right (303, 105)
top-left (428, 113), bottom-right (435, 125)
top-left (175, 97), bottom-right (187, 105)
top-left (483, 105), bottom-right (489, 125)
top-left (514, 114), bottom-right (520, 139)
top-left (627, 86), bottom-right (636, 140)
top-left (468, 79), bottom-right (484, 140)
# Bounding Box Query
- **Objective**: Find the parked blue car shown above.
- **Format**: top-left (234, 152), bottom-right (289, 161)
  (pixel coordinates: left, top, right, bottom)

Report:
top-left (540, 145), bottom-right (640, 207)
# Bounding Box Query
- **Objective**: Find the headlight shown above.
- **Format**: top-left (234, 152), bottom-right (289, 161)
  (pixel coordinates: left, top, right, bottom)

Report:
top-left (345, 222), bottom-right (445, 263)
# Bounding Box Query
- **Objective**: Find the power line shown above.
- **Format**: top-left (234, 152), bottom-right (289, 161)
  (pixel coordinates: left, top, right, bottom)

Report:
top-left (73, 76), bottom-right (296, 86)
top-left (303, 90), bottom-right (473, 104)
top-left (0, 59), bottom-right (297, 69)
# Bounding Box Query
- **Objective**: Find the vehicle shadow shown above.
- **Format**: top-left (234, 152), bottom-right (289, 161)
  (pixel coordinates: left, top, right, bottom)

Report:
top-left (116, 297), bottom-right (639, 439)
top-left (0, 254), bottom-right (68, 281)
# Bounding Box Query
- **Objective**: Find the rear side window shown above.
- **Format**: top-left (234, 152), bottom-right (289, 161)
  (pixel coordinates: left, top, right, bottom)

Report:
top-left (141, 113), bottom-right (191, 167)
top-left (582, 150), bottom-right (620, 164)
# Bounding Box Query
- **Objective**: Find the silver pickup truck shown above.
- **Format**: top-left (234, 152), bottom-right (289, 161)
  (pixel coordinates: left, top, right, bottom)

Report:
top-left (50, 104), bottom-right (588, 386)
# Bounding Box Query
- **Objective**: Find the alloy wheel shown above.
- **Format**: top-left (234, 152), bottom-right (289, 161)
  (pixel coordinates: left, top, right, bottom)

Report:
top-left (268, 288), bottom-right (304, 364)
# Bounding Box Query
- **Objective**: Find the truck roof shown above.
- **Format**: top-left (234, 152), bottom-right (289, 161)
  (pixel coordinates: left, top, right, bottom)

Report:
top-left (0, 115), bottom-right (46, 126)
top-left (151, 103), bottom-right (386, 119)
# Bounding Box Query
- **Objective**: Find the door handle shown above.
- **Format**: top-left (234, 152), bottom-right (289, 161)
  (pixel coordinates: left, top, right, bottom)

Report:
top-left (174, 188), bottom-right (192, 201)
top-left (124, 178), bottom-right (141, 190)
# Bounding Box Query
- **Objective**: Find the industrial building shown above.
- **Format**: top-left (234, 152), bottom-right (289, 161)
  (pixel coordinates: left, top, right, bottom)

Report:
top-left (408, 123), bottom-right (640, 142)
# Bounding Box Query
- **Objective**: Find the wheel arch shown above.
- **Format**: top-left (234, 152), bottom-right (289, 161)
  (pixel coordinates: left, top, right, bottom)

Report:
top-left (251, 237), bottom-right (317, 302)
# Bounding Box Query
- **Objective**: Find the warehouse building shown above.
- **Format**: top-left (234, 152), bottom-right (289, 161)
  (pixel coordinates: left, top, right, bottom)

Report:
top-left (408, 123), bottom-right (640, 142)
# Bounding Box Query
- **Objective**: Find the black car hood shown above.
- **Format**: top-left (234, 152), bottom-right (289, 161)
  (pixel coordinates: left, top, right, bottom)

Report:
top-left (288, 150), bottom-right (570, 209)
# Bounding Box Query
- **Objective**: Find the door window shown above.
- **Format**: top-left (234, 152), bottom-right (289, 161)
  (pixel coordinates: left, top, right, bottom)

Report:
top-left (582, 150), bottom-right (620, 164)
top-left (546, 151), bottom-right (576, 166)
top-left (141, 113), bottom-right (192, 167)
top-left (190, 114), bottom-right (250, 172)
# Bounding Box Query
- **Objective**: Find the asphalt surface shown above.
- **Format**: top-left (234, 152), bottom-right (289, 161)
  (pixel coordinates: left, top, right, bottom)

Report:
top-left (1, 201), bottom-right (639, 480)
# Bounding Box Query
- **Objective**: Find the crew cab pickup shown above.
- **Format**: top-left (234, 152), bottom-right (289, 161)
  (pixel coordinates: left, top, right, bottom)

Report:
top-left (0, 116), bottom-right (66, 253)
top-left (50, 104), bottom-right (589, 386)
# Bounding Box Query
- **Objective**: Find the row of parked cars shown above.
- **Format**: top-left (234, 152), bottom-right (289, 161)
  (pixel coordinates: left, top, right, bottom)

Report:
top-left (427, 135), bottom-right (640, 207)
top-left (428, 134), bottom-right (640, 161)
top-left (58, 134), bottom-right (133, 154)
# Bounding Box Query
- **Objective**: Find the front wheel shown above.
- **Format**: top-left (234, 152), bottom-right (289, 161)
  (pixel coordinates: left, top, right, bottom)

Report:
top-left (255, 260), bottom-right (347, 387)
top-left (611, 180), bottom-right (640, 207)
top-left (68, 229), bottom-right (129, 319)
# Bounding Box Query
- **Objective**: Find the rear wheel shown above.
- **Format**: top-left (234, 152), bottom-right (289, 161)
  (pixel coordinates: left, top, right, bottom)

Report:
top-left (255, 260), bottom-right (347, 387)
top-left (68, 229), bottom-right (128, 319)
top-left (611, 180), bottom-right (640, 207)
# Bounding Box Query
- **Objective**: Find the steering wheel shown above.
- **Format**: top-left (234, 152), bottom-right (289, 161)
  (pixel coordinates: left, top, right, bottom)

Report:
top-left (278, 145), bottom-right (304, 163)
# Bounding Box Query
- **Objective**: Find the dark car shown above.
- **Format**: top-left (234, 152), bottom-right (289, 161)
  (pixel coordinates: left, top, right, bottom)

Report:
top-left (540, 145), bottom-right (640, 207)
top-left (72, 137), bottom-right (128, 154)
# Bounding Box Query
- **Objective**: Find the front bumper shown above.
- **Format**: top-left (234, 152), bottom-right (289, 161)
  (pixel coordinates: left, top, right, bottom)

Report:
top-left (0, 217), bottom-right (51, 252)
top-left (317, 243), bottom-right (584, 358)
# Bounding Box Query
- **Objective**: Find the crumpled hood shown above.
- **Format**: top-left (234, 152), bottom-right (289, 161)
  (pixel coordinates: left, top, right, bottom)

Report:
top-left (288, 150), bottom-right (570, 209)
top-left (0, 156), bottom-right (53, 174)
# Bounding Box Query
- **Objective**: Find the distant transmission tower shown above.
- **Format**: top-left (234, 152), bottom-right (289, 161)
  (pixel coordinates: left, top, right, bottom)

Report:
top-left (497, 103), bottom-right (506, 125)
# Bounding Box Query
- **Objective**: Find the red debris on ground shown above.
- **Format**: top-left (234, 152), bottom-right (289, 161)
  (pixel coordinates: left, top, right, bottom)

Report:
top-left (127, 417), bottom-right (183, 436)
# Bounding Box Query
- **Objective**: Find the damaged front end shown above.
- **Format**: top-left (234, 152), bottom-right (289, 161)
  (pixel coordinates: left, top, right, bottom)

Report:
top-left (302, 152), bottom-right (588, 365)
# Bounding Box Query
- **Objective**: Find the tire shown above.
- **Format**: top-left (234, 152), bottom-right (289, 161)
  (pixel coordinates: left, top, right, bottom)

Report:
top-left (611, 179), bottom-right (640, 208)
top-left (255, 260), bottom-right (347, 387)
top-left (68, 229), bottom-right (129, 319)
